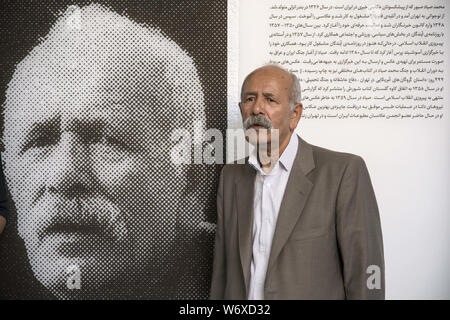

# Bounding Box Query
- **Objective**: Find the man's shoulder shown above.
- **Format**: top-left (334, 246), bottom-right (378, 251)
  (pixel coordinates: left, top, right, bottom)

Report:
top-left (307, 140), bottom-right (368, 175)
top-left (310, 142), bottom-right (362, 162)
top-left (220, 137), bottom-right (369, 178)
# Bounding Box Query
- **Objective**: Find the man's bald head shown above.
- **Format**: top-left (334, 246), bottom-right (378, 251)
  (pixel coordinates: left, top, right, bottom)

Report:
top-left (240, 64), bottom-right (301, 110)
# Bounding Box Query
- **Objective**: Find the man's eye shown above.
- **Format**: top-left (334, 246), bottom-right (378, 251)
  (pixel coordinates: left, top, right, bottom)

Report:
top-left (267, 97), bottom-right (275, 102)
top-left (245, 97), bottom-right (255, 102)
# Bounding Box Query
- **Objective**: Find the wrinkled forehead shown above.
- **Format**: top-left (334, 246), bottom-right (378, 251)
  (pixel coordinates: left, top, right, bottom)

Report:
top-left (241, 66), bottom-right (293, 97)
top-left (4, 4), bottom-right (178, 125)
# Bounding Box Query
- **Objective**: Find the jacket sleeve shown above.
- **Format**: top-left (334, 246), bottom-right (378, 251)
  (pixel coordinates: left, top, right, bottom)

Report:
top-left (336, 155), bottom-right (385, 299)
top-left (209, 167), bottom-right (226, 299)
top-left (0, 153), bottom-right (10, 221)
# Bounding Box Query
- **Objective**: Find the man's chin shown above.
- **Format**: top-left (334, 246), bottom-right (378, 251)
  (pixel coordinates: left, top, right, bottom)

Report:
top-left (27, 238), bottom-right (130, 298)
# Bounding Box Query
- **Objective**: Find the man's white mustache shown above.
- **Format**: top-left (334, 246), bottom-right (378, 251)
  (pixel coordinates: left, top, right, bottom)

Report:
top-left (243, 115), bottom-right (273, 130)
top-left (32, 194), bottom-right (129, 243)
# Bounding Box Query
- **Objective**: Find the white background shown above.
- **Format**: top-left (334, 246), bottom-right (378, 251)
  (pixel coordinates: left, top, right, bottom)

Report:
top-left (228, 0), bottom-right (450, 299)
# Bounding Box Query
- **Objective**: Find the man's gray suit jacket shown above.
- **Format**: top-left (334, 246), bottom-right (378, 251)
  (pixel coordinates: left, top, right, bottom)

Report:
top-left (210, 135), bottom-right (385, 299)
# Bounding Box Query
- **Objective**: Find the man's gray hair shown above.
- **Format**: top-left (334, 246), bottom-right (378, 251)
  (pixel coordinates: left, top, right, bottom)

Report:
top-left (289, 71), bottom-right (302, 109)
top-left (240, 63), bottom-right (301, 110)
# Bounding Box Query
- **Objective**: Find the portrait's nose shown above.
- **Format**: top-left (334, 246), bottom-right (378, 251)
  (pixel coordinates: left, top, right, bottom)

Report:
top-left (46, 131), bottom-right (94, 198)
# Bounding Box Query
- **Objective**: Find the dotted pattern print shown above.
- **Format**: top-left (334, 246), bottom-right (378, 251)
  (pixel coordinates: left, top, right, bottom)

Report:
top-left (0, 1), bottom-right (226, 299)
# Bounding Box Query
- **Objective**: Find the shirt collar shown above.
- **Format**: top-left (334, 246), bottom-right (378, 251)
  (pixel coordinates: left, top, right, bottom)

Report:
top-left (248, 133), bottom-right (299, 175)
top-left (279, 133), bottom-right (298, 172)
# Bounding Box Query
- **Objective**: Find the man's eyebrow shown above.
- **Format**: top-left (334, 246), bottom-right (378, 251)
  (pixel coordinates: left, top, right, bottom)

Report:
top-left (24, 117), bottom-right (60, 141)
top-left (20, 117), bottom-right (61, 154)
top-left (243, 91), bottom-right (277, 98)
top-left (63, 119), bottom-right (110, 143)
top-left (243, 91), bottom-right (257, 97)
top-left (64, 119), bottom-right (106, 134)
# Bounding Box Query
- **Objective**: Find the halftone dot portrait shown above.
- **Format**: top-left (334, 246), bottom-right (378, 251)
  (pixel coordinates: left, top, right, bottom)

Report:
top-left (0, 0), bottom-right (226, 299)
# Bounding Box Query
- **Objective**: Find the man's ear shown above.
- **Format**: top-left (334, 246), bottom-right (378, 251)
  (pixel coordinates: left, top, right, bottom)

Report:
top-left (290, 102), bottom-right (303, 130)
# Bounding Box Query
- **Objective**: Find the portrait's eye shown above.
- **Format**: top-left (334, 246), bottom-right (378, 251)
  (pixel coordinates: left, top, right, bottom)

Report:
top-left (86, 130), bottom-right (128, 152)
top-left (21, 129), bottom-right (60, 153)
top-left (90, 133), bottom-right (131, 162)
top-left (103, 135), bottom-right (129, 151)
top-left (245, 96), bottom-right (255, 102)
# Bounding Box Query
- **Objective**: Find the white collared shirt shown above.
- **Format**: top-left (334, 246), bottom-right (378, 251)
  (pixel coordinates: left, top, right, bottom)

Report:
top-left (247, 133), bottom-right (299, 300)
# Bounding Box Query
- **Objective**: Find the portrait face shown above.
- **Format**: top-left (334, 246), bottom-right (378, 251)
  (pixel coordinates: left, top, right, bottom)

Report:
top-left (1, 4), bottom-right (204, 298)
top-left (239, 66), bottom-right (299, 149)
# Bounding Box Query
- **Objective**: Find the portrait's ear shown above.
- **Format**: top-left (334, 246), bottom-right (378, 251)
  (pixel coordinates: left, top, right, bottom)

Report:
top-left (290, 102), bottom-right (303, 131)
top-left (238, 102), bottom-right (244, 116)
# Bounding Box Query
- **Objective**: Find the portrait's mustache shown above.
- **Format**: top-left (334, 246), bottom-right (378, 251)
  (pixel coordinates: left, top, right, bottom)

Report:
top-left (35, 195), bottom-right (128, 243)
top-left (243, 115), bottom-right (273, 130)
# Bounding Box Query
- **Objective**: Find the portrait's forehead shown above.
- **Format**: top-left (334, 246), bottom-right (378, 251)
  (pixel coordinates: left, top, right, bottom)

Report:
top-left (4, 4), bottom-right (182, 118)
top-left (7, 5), bottom-right (181, 108)
top-left (4, 3), bottom-right (206, 151)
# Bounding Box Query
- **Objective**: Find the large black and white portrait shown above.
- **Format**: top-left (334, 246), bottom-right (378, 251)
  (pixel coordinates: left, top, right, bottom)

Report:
top-left (0, 0), bottom-right (226, 299)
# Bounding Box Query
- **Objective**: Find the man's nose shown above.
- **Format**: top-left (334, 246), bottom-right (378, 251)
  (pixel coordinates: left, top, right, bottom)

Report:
top-left (251, 96), bottom-right (265, 116)
top-left (46, 131), bottom-right (94, 198)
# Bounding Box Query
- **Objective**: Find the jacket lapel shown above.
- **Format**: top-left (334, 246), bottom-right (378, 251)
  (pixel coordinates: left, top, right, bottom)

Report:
top-left (235, 164), bottom-right (255, 298)
top-left (266, 136), bottom-right (315, 276)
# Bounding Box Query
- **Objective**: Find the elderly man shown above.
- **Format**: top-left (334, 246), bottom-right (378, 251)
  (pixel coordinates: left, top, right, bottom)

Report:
top-left (2, 4), bottom-right (207, 299)
top-left (210, 65), bottom-right (385, 299)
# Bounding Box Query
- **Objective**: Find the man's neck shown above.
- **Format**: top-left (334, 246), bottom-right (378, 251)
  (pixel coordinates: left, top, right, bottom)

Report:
top-left (257, 132), bottom-right (293, 174)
